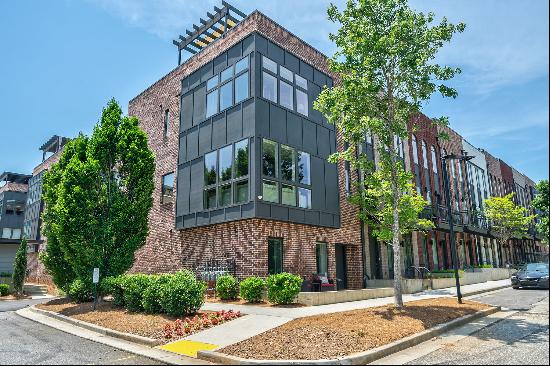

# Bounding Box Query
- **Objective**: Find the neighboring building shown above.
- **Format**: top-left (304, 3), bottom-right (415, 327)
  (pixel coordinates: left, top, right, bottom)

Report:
top-left (24, 135), bottom-right (69, 284)
top-left (0, 172), bottom-right (30, 273)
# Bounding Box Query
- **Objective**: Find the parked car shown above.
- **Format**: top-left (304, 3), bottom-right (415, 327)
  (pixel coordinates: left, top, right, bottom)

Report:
top-left (511, 263), bottom-right (549, 289)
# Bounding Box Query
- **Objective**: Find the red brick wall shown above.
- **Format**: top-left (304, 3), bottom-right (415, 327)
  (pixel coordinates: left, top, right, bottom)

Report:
top-left (129, 11), bottom-right (363, 289)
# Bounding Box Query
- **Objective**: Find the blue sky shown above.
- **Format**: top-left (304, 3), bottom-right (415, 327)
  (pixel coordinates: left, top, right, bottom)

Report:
top-left (0, 0), bottom-right (548, 181)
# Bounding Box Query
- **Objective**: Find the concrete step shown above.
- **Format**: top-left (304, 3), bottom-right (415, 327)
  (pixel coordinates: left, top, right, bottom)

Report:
top-left (23, 283), bottom-right (49, 295)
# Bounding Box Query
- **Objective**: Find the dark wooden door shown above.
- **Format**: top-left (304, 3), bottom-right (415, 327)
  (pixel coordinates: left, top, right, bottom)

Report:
top-left (335, 244), bottom-right (348, 290)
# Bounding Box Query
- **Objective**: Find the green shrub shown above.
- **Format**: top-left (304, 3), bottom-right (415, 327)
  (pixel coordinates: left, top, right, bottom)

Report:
top-left (122, 274), bottom-right (153, 312)
top-left (99, 276), bottom-right (117, 296)
top-left (12, 239), bottom-right (28, 295)
top-left (142, 274), bottom-right (172, 314)
top-left (266, 273), bottom-right (302, 305)
top-left (0, 284), bottom-right (10, 296)
top-left (108, 276), bottom-right (126, 307)
top-left (239, 277), bottom-right (265, 303)
top-left (68, 278), bottom-right (93, 303)
top-left (216, 274), bottom-right (239, 300)
top-left (160, 270), bottom-right (206, 316)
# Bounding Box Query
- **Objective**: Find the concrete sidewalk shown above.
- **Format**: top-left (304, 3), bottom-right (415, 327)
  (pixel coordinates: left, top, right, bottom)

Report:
top-left (196, 279), bottom-right (511, 348)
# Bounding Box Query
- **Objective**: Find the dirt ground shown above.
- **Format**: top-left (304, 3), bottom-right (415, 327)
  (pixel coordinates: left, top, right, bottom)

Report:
top-left (220, 297), bottom-right (491, 360)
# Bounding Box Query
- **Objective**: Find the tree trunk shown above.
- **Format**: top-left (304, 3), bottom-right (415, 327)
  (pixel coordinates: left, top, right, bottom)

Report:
top-left (392, 185), bottom-right (404, 307)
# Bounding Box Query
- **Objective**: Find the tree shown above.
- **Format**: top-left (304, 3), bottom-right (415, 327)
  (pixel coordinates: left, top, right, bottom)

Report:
top-left (532, 180), bottom-right (549, 244)
top-left (40, 99), bottom-right (155, 291)
top-left (12, 238), bottom-right (28, 295)
top-left (314, 0), bottom-right (464, 307)
top-left (484, 193), bottom-right (535, 258)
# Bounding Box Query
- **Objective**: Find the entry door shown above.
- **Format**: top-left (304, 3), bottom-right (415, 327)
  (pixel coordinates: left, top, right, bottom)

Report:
top-left (335, 244), bottom-right (348, 290)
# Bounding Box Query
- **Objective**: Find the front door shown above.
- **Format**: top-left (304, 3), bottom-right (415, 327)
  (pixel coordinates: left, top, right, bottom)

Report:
top-left (335, 244), bottom-right (348, 290)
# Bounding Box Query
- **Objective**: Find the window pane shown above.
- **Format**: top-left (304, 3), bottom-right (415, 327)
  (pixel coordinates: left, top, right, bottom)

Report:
top-left (262, 139), bottom-right (277, 177)
top-left (279, 80), bottom-right (293, 110)
top-left (206, 90), bottom-right (218, 117)
top-left (235, 56), bottom-right (249, 74)
top-left (316, 243), bottom-right (328, 275)
top-left (219, 81), bottom-right (233, 111)
top-left (263, 180), bottom-right (279, 203)
top-left (219, 145), bottom-right (232, 182)
top-left (204, 188), bottom-right (216, 209)
top-left (234, 139), bottom-right (249, 178)
top-left (235, 180), bottom-right (248, 204)
top-left (280, 66), bottom-right (293, 82)
top-left (281, 184), bottom-right (296, 206)
top-left (207, 75), bottom-right (218, 90)
top-left (298, 187), bottom-right (311, 209)
top-left (280, 145), bottom-right (295, 181)
top-left (161, 172), bottom-right (174, 204)
top-left (262, 72), bottom-right (277, 103)
top-left (219, 184), bottom-right (231, 207)
top-left (220, 66), bottom-right (233, 82)
top-left (298, 151), bottom-right (310, 185)
top-left (296, 89), bottom-right (308, 116)
top-left (204, 151), bottom-right (217, 185)
top-left (262, 55), bottom-right (277, 73)
top-left (234, 72), bottom-right (249, 103)
top-left (295, 74), bottom-right (308, 90)
top-left (268, 238), bottom-right (283, 274)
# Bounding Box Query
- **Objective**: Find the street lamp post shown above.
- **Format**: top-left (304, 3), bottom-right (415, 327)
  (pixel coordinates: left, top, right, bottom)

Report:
top-left (441, 152), bottom-right (474, 304)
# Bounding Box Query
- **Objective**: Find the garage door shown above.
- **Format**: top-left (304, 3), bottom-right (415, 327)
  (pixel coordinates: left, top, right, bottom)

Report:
top-left (0, 244), bottom-right (19, 273)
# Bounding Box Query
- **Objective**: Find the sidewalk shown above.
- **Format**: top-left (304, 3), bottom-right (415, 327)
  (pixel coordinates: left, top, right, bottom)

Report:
top-left (197, 279), bottom-right (511, 348)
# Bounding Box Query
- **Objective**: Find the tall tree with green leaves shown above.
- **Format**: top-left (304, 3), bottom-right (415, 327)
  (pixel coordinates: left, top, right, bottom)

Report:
top-left (314, 0), bottom-right (465, 306)
top-left (40, 99), bottom-right (155, 291)
top-left (484, 193), bottom-right (535, 256)
top-left (12, 238), bottom-right (28, 295)
top-left (532, 180), bottom-right (549, 244)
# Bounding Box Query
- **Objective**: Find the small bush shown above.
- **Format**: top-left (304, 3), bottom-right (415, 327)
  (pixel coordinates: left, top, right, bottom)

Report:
top-left (99, 276), bottom-right (117, 296)
top-left (122, 274), bottom-right (153, 312)
top-left (107, 276), bottom-right (126, 307)
top-left (216, 274), bottom-right (239, 300)
top-left (142, 274), bottom-right (172, 314)
top-left (0, 284), bottom-right (10, 296)
top-left (160, 270), bottom-right (206, 316)
top-left (239, 277), bottom-right (265, 303)
top-left (12, 239), bottom-right (28, 295)
top-left (266, 273), bottom-right (302, 305)
top-left (68, 278), bottom-right (93, 303)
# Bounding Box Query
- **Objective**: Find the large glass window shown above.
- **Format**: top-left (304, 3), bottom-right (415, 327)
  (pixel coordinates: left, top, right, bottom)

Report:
top-left (262, 72), bottom-right (277, 103)
top-left (161, 172), bottom-right (174, 204)
top-left (298, 151), bottom-right (310, 185)
top-left (219, 81), bottom-right (233, 111)
top-left (219, 184), bottom-right (231, 207)
top-left (298, 187), bottom-right (312, 209)
top-left (280, 66), bottom-right (293, 82)
top-left (234, 72), bottom-right (249, 103)
top-left (204, 151), bottom-right (217, 185)
top-left (234, 139), bottom-right (249, 178)
top-left (281, 184), bottom-right (296, 206)
top-left (207, 75), bottom-right (218, 90)
top-left (219, 145), bottom-right (233, 182)
top-left (235, 56), bottom-right (249, 74)
top-left (262, 55), bottom-right (277, 73)
top-left (262, 139), bottom-right (278, 177)
top-left (220, 66), bottom-right (233, 83)
top-left (280, 145), bottom-right (295, 181)
top-left (268, 238), bottom-right (283, 274)
top-left (279, 80), bottom-right (293, 110)
top-left (204, 188), bottom-right (216, 209)
top-left (296, 89), bottom-right (308, 116)
top-left (234, 180), bottom-right (248, 204)
top-left (206, 90), bottom-right (218, 117)
top-left (263, 180), bottom-right (279, 203)
top-left (295, 74), bottom-right (308, 90)
top-left (316, 242), bottom-right (328, 275)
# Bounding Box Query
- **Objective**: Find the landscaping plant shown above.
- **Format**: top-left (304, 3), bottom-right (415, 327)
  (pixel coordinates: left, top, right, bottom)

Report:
top-left (68, 278), bottom-right (93, 303)
top-left (239, 277), bottom-right (265, 303)
top-left (216, 274), bottom-right (239, 300)
top-left (0, 284), bottom-right (10, 297)
top-left (12, 238), bottom-right (28, 295)
top-left (122, 274), bottom-right (153, 312)
top-left (266, 273), bottom-right (302, 305)
top-left (160, 270), bottom-right (207, 316)
top-left (142, 274), bottom-right (172, 314)
top-left (163, 310), bottom-right (241, 339)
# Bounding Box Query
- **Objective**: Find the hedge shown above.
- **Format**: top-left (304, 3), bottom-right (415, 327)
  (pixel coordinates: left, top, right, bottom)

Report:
top-left (0, 284), bottom-right (10, 296)
top-left (239, 277), bottom-right (265, 303)
top-left (159, 270), bottom-right (206, 316)
top-left (266, 272), bottom-right (302, 305)
top-left (216, 274), bottom-right (239, 300)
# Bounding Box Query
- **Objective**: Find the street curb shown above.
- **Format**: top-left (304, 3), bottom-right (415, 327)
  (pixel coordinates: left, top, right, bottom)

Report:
top-left (462, 284), bottom-right (510, 298)
top-left (197, 306), bottom-right (501, 365)
top-left (28, 306), bottom-right (162, 347)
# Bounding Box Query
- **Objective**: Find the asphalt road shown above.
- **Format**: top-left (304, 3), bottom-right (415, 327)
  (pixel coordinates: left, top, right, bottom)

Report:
top-left (0, 299), bottom-right (164, 365)
top-left (409, 288), bottom-right (549, 365)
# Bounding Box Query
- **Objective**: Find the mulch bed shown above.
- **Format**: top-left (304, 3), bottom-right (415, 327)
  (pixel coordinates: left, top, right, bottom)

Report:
top-left (220, 297), bottom-right (491, 360)
top-left (37, 298), bottom-right (239, 344)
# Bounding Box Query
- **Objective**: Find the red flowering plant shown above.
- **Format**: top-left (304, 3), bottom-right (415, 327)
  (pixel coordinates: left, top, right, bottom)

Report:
top-left (162, 310), bottom-right (242, 339)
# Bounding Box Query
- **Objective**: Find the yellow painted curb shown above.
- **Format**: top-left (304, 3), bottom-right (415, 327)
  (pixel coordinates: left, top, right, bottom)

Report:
top-left (158, 339), bottom-right (219, 358)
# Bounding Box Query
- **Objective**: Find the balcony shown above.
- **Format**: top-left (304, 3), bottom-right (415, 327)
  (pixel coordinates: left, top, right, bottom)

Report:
top-left (422, 205), bottom-right (489, 234)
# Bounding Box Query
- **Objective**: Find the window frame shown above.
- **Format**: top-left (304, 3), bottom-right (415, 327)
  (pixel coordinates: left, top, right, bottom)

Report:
top-left (161, 172), bottom-right (175, 205)
top-left (268, 237), bottom-right (284, 275)
top-left (316, 242), bottom-right (329, 275)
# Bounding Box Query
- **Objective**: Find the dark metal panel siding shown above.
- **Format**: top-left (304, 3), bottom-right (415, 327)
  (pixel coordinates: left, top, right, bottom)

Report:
top-left (255, 33), bottom-right (268, 55)
top-left (212, 114), bottom-right (227, 149)
top-left (226, 104), bottom-right (243, 143)
top-left (289, 208), bottom-right (305, 223)
top-left (299, 60), bottom-right (314, 80)
top-left (320, 212), bottom-right (334, 227)
top-left (271, 205), bottom-right (289, 221)
top-left (176, 165), bottom-right (190, 216)
top-left (242, 34), bottom-right (255, 56)
top-left (188, 71), bottom-right (201, 90)
top-left (269, 105), bottom-right (286, 143)
top-left (324, 161), bottom-right (339, 214)
top-left (186, 127), bottom-right (199, 160)
top-left (213, 53), bottom-right (227, 74)
top-left (227, 43), bottom-right (242, 66)
top-left (314, 69), bottom-right (327, 87)
top-left (317, 125), bottom-right (330, 159)
top-left (189, 159), bottom-right (203, 212)
top-left (242, 99), bottom-right (255, 137)
top-left (302, 120), bottom-right (317, 155)
top-left (199, 63), bottom-right (213, 83)
top-left (181, 93), bottom-right (193, 132)
top-left (198, 121), bottom-right (212, 155)
top-left (329, 130), bottom-right (336, 154)
top-left (192, 85), bottom-right (206, 126)
top-left (311, 156), bottom-right (325, 210)
top-left (284, 51), bottom-right (299, 74)
top-left (286, 113), bottom-right (302, 148)
top-left (305, 210), bottom-right (320, 226)
top-left (267, 41), bottom-right (284, 64)
top-left (256, 99), bottom-right (270, 137)
top-left (308, 83), bottom-right (322, 123)
top-left (179, 134), bottom-right (187, 163)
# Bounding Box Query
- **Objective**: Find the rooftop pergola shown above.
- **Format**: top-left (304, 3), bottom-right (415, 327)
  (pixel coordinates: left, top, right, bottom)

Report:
top-left (0, 172), bottom-right (31, 185)
top-left (40, 135), bottom-right (69, 161)
top-left (172, 1), bottom-right (248, 65)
